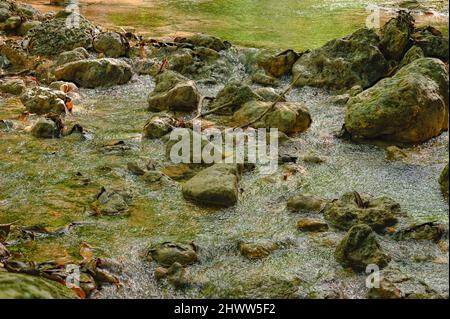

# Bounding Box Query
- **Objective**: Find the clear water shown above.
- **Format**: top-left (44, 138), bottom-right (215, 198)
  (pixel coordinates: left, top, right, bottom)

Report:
top-left (1, 1), bottom-right (448, 299)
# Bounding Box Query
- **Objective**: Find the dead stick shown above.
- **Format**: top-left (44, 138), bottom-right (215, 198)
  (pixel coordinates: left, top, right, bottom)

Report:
top-left (237, 73), bottom-right (302, 129)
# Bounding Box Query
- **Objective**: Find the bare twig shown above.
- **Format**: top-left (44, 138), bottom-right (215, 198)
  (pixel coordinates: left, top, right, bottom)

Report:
top-left (237, 73), bottom-right (302, 129)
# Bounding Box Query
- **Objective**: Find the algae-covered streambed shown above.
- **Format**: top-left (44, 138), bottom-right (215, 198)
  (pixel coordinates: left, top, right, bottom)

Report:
top-left (0, 0), bottom-right (449, 299)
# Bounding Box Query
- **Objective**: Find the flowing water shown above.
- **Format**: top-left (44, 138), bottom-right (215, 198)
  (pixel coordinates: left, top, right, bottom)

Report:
top-left (0, 1), bottom-right (449, 298)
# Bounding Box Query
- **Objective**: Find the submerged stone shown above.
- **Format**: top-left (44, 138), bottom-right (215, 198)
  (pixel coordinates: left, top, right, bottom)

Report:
top-left (147, 242), bottom-right (198, 267)
top-left (0, 272), bottom-right (78, 299)
top-left (297, 218), bottom-right (329, 232)
top-left (287, 193), bottom-right (324, 212)
top-left (345, 58), bottom-right (449, 144)
top-left (392, 221), bottom-right (447, 242)
top-left (31, 118), bottom-right (58, 139)
top-left (368, 267), bottom-right (442, 299)
top-left (239, 242), bottom-right (280, 260)
top-left (335, 224), bottom-right (391, 271)
top-left (143, 112), bottom-right (174, 139)
top-left (324, 192), bottom-right (402, 232)
top-left (92, 188), bottom-right (132, 216)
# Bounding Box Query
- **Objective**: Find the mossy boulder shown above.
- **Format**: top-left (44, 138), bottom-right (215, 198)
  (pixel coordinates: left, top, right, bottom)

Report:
top-left (55, 58), bottom-right (133, 88)
top-left (0, 272), bottom-right (78, 299)
top-left (0, 78), bottom-right (25, 95)
top-left (413, 26), bottom-right (449, 62)
top-left (257, 49), bottom-right (299, 78)
top-left (232, 101), bottom-right (311, 135)
top-left (93, 32), bottom-right (129, 58)
top-left (292, 28), bottom-right (388, 91)
top-left (208, 81), bottom-right (259, 115)
top-left (28, 14), bottom-right (97, 56)
top-left (324, 192), bottom-right (402, 233)
top-left (392, 221), bottom-right (447, 242)
top-left (399, 45), bottom-right (424, 68)
top-left (379, 11), bottom-right (414, 61)
top-left (439, 163), bottom-right (449, 198)
top-left (182, 163), bottom-right (240, 207)
top-left (147, 242), bottom-right (198, 267)
top-left (56, 47), bottom-right (89, 66)
top-left (20, 87), bottom-right (67, 115)
top-left (345, 58), bottom-right (449, 144)
top-left (335, 224), bottom-right (391, 271)
top-left (147, 71), bottom-right (200, 112)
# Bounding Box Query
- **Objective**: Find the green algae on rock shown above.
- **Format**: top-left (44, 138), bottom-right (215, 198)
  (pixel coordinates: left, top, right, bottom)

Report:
top-left (0, 271), bottom-right (78, 299)
top-left (55, 58), bottom-right (133, 88)
top-left (324, 192), bottom-right (402, 232)
top-left (182, 163), bottom-right (240, 207)
top-left (147, 70), bottom-right (200, 112)
top-left (345, 58), bottom-right (449, 144)
top-left (28, 13), bottom-right (97, 56)
top-left (232, 101), bottom-right (311, 135)
top-left (335, 224), bottom-right (391, 271)
top-left (292, 28), bottom-right (388, 91)
top-left (147, 242), bottom-right (198, 267)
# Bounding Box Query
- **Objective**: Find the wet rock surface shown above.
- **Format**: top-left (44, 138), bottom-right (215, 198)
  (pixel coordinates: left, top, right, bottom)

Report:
top-left (182, 163), bottom-right (240, 207)
top-left (292, 28), bottom-right (389, 90)
top-left (345, 58), bottom-right (449, 144)
top-left (324, 192), bottom-right (402, 232)
top-left (335, 224), bottom-right (391, 271)
top-left (146, 242), bottom-right (198, 267)
top-left (55, 58), bottom-right (133, 88)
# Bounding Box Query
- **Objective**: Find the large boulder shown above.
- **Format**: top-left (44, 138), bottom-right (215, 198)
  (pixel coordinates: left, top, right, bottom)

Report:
top-left (378, 11), bottom-right (414, 61)
top-left (257, 49), bottom-right (299, 78)
top-left (292, 28), bottom-right (388, 90)
top-left (0, 272), bottom-right (78, 299)
top-left (28, 14), bottom-right (97, 56)
top-left (439, 163), bottom-right (449, 198)
top-left (20, 87), bottom-right (68, 115)
top-left (182, 163), bottom-right (240, 207)
top-left (93, 32), bottom-right (129, 58)
top-left (54, 58), bottom-right (133, 88)
top-left (412, 26), bottom-right (449, 62)
top-left (324, 192), bottom-right (402, 233)
top-left (232, 101), bottom-right (311, 135)
top-left (345, 58), bottom-right (449, 143)
top-left (0, 78), bottom-right (25, 95)
top-left (335, 224), bottom-right (391, 271)
top-left (148, 71), bottom-right (200, 112)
